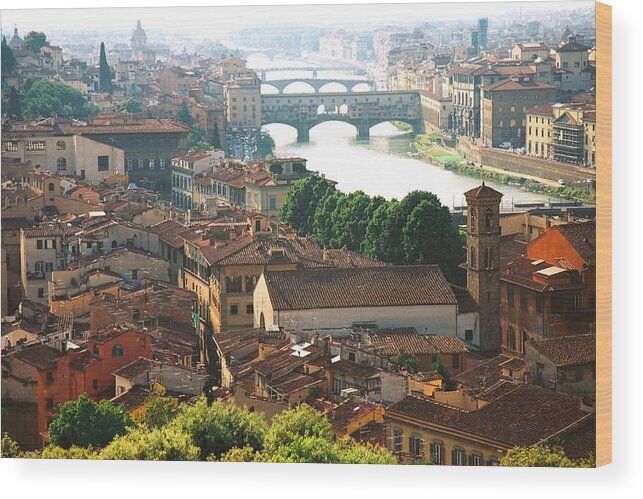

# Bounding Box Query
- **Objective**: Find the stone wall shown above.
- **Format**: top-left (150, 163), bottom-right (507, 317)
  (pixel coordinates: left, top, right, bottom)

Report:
top-left (458, 138), bottom-right (596, 184)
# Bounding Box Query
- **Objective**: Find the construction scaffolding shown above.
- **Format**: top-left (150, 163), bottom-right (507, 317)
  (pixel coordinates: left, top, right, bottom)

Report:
top-left (552, 121), bottom-right (584, 165)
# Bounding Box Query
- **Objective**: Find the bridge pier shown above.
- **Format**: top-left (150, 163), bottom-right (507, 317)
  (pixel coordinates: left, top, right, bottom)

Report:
top-left (297, 126), bottom-right (310, 143)
top-left (357, 124), bottom-right (370, 139)
top-left (260, 70), bottom-right (267, 81)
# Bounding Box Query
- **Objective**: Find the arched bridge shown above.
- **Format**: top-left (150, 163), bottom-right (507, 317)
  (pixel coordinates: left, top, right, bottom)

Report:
top-left (261, 78), bottom-right (374, 94)
top-left (261, 90), bottom-right (424, 141)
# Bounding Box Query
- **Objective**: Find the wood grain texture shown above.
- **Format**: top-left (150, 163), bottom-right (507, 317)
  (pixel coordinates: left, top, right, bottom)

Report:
top-left (596, 1), bottom-right (612, 467)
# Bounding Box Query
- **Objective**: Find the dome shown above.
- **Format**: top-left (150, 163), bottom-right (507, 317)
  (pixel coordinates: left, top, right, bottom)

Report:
top-left (8, 25), bottom-right (23, 50)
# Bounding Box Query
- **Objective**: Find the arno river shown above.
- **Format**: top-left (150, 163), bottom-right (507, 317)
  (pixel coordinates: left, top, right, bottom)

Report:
top-left (248, 54), bottom-right (560, 211)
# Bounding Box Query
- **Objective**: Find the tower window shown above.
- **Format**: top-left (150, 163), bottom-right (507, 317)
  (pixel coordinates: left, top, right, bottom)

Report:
top-left (470, 247), bottom-right (476, 269)
top-left (485, 208), bottom-right (493, 231)
top-left (470, 208), bottom-right (476, 232)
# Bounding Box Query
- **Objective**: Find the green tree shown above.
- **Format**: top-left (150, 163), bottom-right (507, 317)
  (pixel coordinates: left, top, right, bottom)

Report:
top-left (501, 444), bottom-right (595, 468)
top-left (22, 31), bottom-right (49, 54)
top-left (134, 391), bottom-right (175, 429)
top-left (2, 86), bottom-right (21, 118)
top-left (48, 394), bottom-right (133, 449)
top-left (100, 426), bottom-right (199, 461)
top-left (1, 433), bottom-right (21, 458)
top-left (115, 97), bottom-right (142, 113)
top-left (280, 174), bottom-right (336, 236)
top-left (177, 102), bottom-right (193, 125)
top-left (187, 128), bottom-right (211, 152)
top-left (41, 445), bottom-right (99, 460)
top-left (258, 132), bottom-right (276, 159)
top-left (98, 42), bottom-right (113, 94)
top-left (313, 190), bottom-right (344, 247)
top-left (402, 198), bottom-right (465, 279)
top-left (168, 396), bottom-right (266, 460)
top-left (20, 77), bottom-right (99, 120)
top-left (1, 37), bottom-right (17, 74)
top-left (217, 445), bottom-right (262, 462)
top-left (431, 355), bottom-right (455, 390)
top-left (335, 436), bottom-right (397, 464)
top-left (390, 348), bottom-right (420, 373)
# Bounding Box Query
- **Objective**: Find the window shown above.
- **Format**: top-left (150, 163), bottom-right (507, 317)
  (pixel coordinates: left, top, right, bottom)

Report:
top-left (520, 291), bottom-right (528, 310)
top-left (536, 295), bottom-right (544, 313)
top-left (37, 239), bottom-right (43, 250)
top-left (452, 447), bottom-right (466, 466)
top-left (507, 285), bottom-right (515, 307)
top-left (470, 208), bottom-right (476, 232)
top-left (111, 344), bottom-right (124, 357)
top-left (485, 208), bottom-right (493, 232)
top-left (26, 141), bottom-right (46, 151)
top-left (470, 453), bottom-right (483, 466)
top-left (430, 441), bottom-right (444, 465)
top-left (409, 434), bottom-right (423, 459)
top-left (536, 362), bottom-right (545, 383)
top-left (230, 304), bottom-right (238, 315)
top-left (131, 269), bottom-right (138, 280)
top-left (57, 157), bottom-right (67, 170)
top-left (465, 329), bottom-right (473, 341)
top-left (46, 371), bottom-right (54, 384)
top-left (226, 275), bottom-right (242, 293)
top-left (393, 429), bottom-right (403, 453)
top-left (245, 275), bottom-right (256, 292)
top-left (3, 141), bottom-right (18, 152)
top-left (452, 355), bottom-right (460, 369)
top-left (48, 182), bottom-right (55, 192)
top-left (93, 345), bottom-right (99, 355)
top-left (348, 351), bottom-right (356, 362)
top-left (246, 304), bottom-right (254, 315)
top-left (46, 398), bottom-right (54, 410)
top-left (268, 195), bottom-right (277, 210)
top-left (56, 140), bottom-right (66, 150)
top-left (97, 155), bottom-right (109, 171)
top-left (470, 247), bottom-right (476, 269)
top-left (571, 294), bottom-right (581, 313)
top-left (507, 326), bottom-right (516, 351)
top-left (38, 288), bottom-right (45, 298)
top-left (92, 379), bottom-right (98, 390)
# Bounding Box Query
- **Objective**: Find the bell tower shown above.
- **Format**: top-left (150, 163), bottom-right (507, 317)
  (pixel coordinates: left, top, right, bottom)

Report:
top-left (464, 182), bottom-right (503, 353)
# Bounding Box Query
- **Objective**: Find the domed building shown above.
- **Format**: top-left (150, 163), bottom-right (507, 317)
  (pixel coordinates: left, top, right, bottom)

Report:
top-left (8, 26), bottom-right (23, 50)
top-left (131, 19), bottom-right (147, 58)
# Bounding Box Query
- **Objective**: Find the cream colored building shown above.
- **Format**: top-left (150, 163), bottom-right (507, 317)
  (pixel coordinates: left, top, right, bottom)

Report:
top-left (510, 42), bottom-right (549, 62)
top-left (224, 75), bottom-right (262, 129)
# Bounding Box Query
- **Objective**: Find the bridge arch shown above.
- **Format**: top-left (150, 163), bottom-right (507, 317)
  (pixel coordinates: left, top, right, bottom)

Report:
top-left (350, 82), bottom-right (372, 92)
top-left (260, 83), bottom-right (280, 94)
top-left (282, 81), bottom-right (316, 94)
top-left (318, 82), bottom-right (349, 93)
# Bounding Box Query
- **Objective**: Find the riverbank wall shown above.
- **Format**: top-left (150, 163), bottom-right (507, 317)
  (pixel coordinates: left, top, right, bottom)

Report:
top-left (457, 137), bottom-right (596, 185)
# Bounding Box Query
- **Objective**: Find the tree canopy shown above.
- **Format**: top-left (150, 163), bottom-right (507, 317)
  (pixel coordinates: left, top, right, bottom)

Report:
top-left (390, 348), bottom-right (420, 374)
top-left (1, 37), bottom-right (17, 74)
top-left (47, 394), bottom-right (133, 449)
top-left (22, 31), bottom-right (49, 54)
top-left (280, 175), bottom-right (466, 279)
top-left (115, 97), bottom-right (142, 114)
top-left (20, 77), bottom-right (99, 120)
top-left (99, 42), bottom-right (113, 94)
top-left (100, 426), bottom-right (199, 461)
top-left (187, 129), bottom-right (211, 152)
top-left (500, 444), bottom-right (595, 468)
top-left (177, 102), bottom-right (193, 125)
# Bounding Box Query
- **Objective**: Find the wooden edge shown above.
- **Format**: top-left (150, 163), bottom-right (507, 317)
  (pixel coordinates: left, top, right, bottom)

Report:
top-left (596, 1), bottom-right (612, 467)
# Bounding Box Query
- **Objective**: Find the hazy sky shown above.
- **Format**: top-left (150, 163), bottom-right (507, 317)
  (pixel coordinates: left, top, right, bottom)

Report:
top-left (1, 1), bottom-right (595, 43)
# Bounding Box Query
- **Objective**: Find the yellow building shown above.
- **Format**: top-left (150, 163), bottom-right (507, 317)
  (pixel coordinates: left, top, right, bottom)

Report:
top-left (224, 74), bottom-right (261, 129)
top-left (384, 383), bottom-right (593, 465)
top-left (526, 102), bottom-right (596, 167)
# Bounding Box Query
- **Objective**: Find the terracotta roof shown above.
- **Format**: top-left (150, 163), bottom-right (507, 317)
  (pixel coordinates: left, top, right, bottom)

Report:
top-left (464, 182), bottom-right (504, 200)
top-left (482, 78), bottom-right (557, 92)
top-left (330, 359), bottom-right (380, 379)
top-left (111, 385), bottom-right (151, 413)
top-left (22, 223), bottom-right (77, 238)
top-left (112, 357), bottom-right (152, 380)
top-left (365, 330), bottom-right (467, 356)
top-left (213, 327), bottom-right (261, 356)
top-left (13, 344), bottom-right (66, 370)
top-left (451, 285), bottom-right (478, 313)
top-left (424, 335), bottom-right (469, 354)
top-left (87, 322), bottom-right (144, 344)
top-left (554, 222), bottom-right (596, 267)
top-left (326, 397), bottom-right (380, 431)
top-left (56, 118), bottom-right (191, 135)
top-left (69, 350), bottom-right (102, 371)
top-left (556, 415), bottom-right (595, 461)
top-left (263, 265), bottom-right (457, 311)
top-left (557, 41), bottom-right (589, 53)
top-left (270, 371), bottom-right (325, 396)
top-left (526, 104), bottom-right (555, 116)
top-left (454, 354), bottom-right (513, 390)
top-left (528, 334), bottom-right (595, 367)
top-left (386, 384), bottom-right (592, 448)
top-left (252, 346), bottom-right (313, 377)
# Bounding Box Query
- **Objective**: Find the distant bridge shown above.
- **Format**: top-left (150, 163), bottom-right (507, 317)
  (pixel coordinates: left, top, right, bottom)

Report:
top-left (261, 90), bottom-right (424, 141)
top-left (261, 78), bottom-right (374, 94)
top-left (258, 66), bottom-right (365, 80)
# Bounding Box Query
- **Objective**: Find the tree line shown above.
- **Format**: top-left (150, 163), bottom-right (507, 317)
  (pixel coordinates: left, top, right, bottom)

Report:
top-left (279, 174), bottom-right (466, 282)
top-left (1, 393), bottom-right (395, 463)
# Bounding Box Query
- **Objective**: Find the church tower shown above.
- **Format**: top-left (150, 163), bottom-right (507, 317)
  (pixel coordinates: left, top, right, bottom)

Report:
top-left (464, 182), bottom-right (503, 353)
top-left (131, 20), bottom-right (147, 59)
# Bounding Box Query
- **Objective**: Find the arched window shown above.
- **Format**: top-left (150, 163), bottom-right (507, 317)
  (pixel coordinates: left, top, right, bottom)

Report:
top-left (111, 240), bottom-right (118, 249)
top-left (470, 247), bottom-right (476, 269)
top-left (57, 157), bottom-right (67, 170)
top-left (470, 208), bottom-right (476, 231)
top-left (259, 312), bottom-right (265, 329)
top-left (507, 326), bottom-right (516, 351)
top-left (485, 208), bottom-right (493, 232)
top-left (522, 330), bottom-right (529, 353)
top-left (56, 140), bottom-right (66, 151)
top-left (48, 182), bottom-right (55, 191)
top-left (111, 344), bottom-right (124, 357)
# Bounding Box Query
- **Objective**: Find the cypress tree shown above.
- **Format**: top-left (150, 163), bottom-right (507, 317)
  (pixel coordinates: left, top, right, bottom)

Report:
top-left (99, 42), bottom-right (113, 94)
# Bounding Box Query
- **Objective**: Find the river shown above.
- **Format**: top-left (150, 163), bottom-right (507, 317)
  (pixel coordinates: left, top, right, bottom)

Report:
top-left (247, 54), bottom-right (559, 210)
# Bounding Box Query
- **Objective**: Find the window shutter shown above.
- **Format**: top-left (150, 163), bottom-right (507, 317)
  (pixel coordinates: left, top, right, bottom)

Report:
top-left (452, 449), bottom-right (456, 466)
top-left (429, 443), bottom-right (435, 464)
top-left (468, 454), bottom-right (473, 466)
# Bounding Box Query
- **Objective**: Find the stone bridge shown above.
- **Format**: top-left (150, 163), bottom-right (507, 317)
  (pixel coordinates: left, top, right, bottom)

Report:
top-left (261, 90), bottom-right (424, 141)
top-left (261, 78), bottom-right (374, 94)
